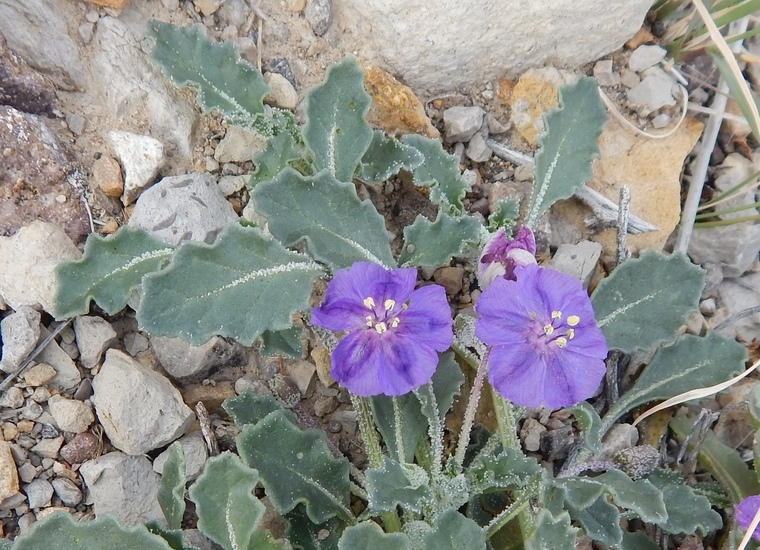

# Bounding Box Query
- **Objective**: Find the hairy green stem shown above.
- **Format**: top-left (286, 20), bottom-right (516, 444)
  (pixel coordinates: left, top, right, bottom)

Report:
top-left (485, 474), bottom-right (542, 539)
top-left (454, 348), bottom-right (490, 468)
top-left (351, 394), bottom-right (382, 469)
top-left (392, 396), bottom-right (406, 463)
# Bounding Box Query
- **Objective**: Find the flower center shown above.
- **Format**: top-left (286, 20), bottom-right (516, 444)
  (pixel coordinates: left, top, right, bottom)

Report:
top-left (363, 295), bottom-right (401, 335)
top-left (532, 310), bottom-right (579, 349)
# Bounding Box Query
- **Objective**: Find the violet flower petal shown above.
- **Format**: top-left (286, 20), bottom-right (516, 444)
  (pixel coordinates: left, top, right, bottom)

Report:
top-left (395, 285), bottom-right (454, 352)
top-left (736, 495), bottom-right (760, 541)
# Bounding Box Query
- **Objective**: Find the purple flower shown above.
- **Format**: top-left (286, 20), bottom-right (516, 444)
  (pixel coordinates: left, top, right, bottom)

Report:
top-left (475, 263), bottom-right (607, 409)
top-left (736, 495), bottom-right (760, 540)
top-left (311, 262), bottom-right (453, 397)
top-left (478, 226), bottom-right (537, 288)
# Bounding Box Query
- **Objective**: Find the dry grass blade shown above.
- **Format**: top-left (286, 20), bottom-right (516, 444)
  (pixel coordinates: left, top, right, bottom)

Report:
top-left (632, 358), bottom-right (760, 427)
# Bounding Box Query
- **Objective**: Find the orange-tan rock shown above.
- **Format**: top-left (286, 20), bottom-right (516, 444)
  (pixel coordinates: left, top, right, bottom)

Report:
top-left (86, 0), bottom-right (130, 8)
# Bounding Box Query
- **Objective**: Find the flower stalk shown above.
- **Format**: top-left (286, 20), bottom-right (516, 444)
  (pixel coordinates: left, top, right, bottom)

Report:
top-left (454, 348), bottom-right (490, 468)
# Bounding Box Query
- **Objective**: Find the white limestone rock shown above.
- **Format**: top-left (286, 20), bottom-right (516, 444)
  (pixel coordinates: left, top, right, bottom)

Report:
top-left (108, 130), bottom-right (165, 206)
top-left (73, 316), bottom-right (118, 370)
top-left (48, 395), bottom-right (95, 434)
top-left (0, 307), bottom-right (40, 373)
top-left (152, 432), bottom-right (208, 481)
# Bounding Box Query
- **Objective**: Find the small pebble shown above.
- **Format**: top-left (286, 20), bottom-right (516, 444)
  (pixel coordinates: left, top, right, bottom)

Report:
top-left (328, 420), bottom-right (342, 433)
top-left (700, 298), bottom-right (717, 317)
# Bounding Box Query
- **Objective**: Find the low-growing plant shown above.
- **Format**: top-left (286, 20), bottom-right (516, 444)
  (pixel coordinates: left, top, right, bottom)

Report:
top-left (10, 20), bottom-right (759, 550)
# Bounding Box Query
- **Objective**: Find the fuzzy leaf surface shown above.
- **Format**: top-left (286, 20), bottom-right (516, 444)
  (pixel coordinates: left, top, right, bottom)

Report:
top-left (237, 410), bottom-right (352, 524)
top-left (303, 58), bottom-right (372, 182)
top-left (594, 469), bottom-right (667, 524)
top-left (137, 223), bottom-right (323, 345)
top-left (254, 168), bottom-right (394, 270)
top-left (366, 457), bottom-right (431, 514)
top-left (222, 392), bottom-right (288, 428)
top-left (524, 76), bottom-right (606, 227)
top-left (567, 402), bottom-right (603, 453)
top-left (157, 442), bottom-right (186, 530)
top-left (259, 326), bottom-right (302, 358)
top-left (566, 495), bottom-right (622, 547)
top-left (467, 448), bottom-right (542, 493)
top-left (54, 226), bottom-right (173, 318)
top-left (525, 510), bottom-right (577, 550)
top-left (398, 212), bottom-right (483, 269)
top-left (11, 513), bottom-right (172, 550)
top-left (401, 134), bottom-right (470, 214)
top-left (658, 484), bottom-right (723, 535)
top-left (591, 251), bottom-right (705, 353)
top-left (422, 509), bottom-right (486, 550)
top-left (359, 130), bottom-right (424, 181)
top-left (149, 21), bottom-right (268, 119)
top-left (248, 132), bottom-right (307, 188)
top-left (487, 197), bottom-right (520, 232)
top-left (337, 522), bottom-right (412, 550)
top-left (602, 332), bottom-right (747, 432)
top-left (620, 532), bottom-right (660, 550)
top-left (286, 505), bottom-right (342, 550)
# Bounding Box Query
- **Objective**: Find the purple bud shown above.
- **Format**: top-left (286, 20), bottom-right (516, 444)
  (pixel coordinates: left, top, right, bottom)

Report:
top-left (478, 226), bottom-right (537, 288)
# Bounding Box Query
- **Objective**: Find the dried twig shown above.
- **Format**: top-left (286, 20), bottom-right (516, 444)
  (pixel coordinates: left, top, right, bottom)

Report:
top-left (615, 185), bottom-right (631, 266)
top-left (195, 401), bottom-right (220, 457)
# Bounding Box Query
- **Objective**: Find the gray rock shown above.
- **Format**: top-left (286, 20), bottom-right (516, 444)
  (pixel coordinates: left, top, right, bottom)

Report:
top-left (626, 71), bottom-right (676, 113)
top-left (711, 154), bottom-right (759, 221)
top-left (92, 350), bottom-right (195, 456)
top-left (78, 22), bottom-right (94, 45)
top-left (465, 133), bottom-right (492, 163)
top-left (128, 173), bottom-right (238, 246)
top-left (0, 0), bottom-right (85, 88)
top-left (17, 511), bottom-right (35, 533)
top-left (79, 452), bottom-right (164, 526)
top-left (714, 272), bottom-right (760, 343)
top-left (688, 223), bottom-right (760, 278)
top-left (34, 325), bottom-right (81, 392)
top-left (73, 316), bottom-right (118, 370)
top-left (123, 332), bottom-right (150, 356)
top-left (22, 364), bottom-right (55, 387)
top-left (286, 361), bottom-right (316, 397)
top-left (30, 436), bottom-right (63, 459)
top-left (23, 479), bottom-right (52, 509)
top-left (519, 417), bottom-right (545, 452)
top-left (0, 306), bottom-right (40, 372)
top-left (218, 174), bottom-right (248, 196)
top-left (17, 462), bottom-right (37, 484)
top-left (628, 45), bottom-right (667, 73)
top-left (151, 335), bottom-right (245, 384)
top-left (234, 377), bottom-right (270, 397)
top-left (153, 432), bottom-right (208, 481)
top-left (443, 106), bottom-right (485, 143)
top-left (598, 423), bottom-right (638, 461)
top-left (313, 396), bottom-right (338, 417)
top-left (619, 68), bottom-right (640, 89)
top-left (263, 72), bottom-right (299, 110)
top-left (304, 0), bottom-right (332, 36)
top-left (0, 222), bottom-right (81, 315)
top-left (51, 477), bottom-right (81, 507)
top-left (0, 387), bottom-right (23, 409)
top-left (108, 130), bottom-right (165, 206)
top-left (549, 241), bottom-right (602, 289)
top-left (214, 125), bottom-right (267, 163)
top-left (651, 113), bottom-right (670, 129)
top-left (65, 113), bottom-right (85, 135)
top-left (48, 395), bottom-right (94, 434)
top-left (700, 298), bottom-right (717, 317)
top-left (593, 59), bottom-right (619, 87)
top-left (0, 31), bottom-right (56, 114)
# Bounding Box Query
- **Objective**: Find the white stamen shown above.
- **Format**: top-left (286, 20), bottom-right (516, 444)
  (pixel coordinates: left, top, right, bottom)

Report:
top-left (375, 322), bottom-right (388, 334)
top-left (384, 299), bottom-right (396, 311)
top-left (566, 328), bottom-right (575, 340)
top-left (551, 310), bottom-right (562, 319)
top-left (390, 318), bottom-right (400, 328)
top-left (567, 315), bottom-right (580, 326)
top-left (555, 337), bottom-right (568, 348)
top-left (543, 325), bottom-right (554, 336)
top-left (363, 297), bottom-right (376, 309)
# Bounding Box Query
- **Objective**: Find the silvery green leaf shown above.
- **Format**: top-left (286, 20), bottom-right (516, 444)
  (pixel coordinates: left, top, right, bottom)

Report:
top-left (591, 251), bottom-right (705, 353)
top-left (524, 76), bottom-right (606, 228)
top-left (366, 456), bottom-right (432, 514)
top-left (286, 505), bottom-right (342, 550)
top-left (156, 442), bottom-right (186, 530)
top-left (303, 58), bottom-right (372, 182)
top-left (566, 496), bottom-right (622, 547)
top-left (487, 197), bottom-right (520, 232)
top-left (359, 130), bottom-right (424, 182)
top-left (567, 402), bottom-right (603, 454)
top-left (260, 326), bottom-right (302, 358)
top-left (222, 392), bottom-right (285, 428)
top-left (54, 226), bottom-right (173, 318)
top-left (401, 134), bottom-right (470, 214)
top-left (148, 21), bottom-right (268, 120)
top-left (620, 532), bottom-right (660, 550)
top-left (593, 469), bottom-right (667, 524)
top-left (467, 448), bottom-right (542, 493)
top-left (658, 484), bottom-right (722, 535)
top-left (525, 510), bottom-right (577, 550)
top-left (137, 223), bottom-right (324, 346)
top-left (337, 522), bottom-right (412, 550)
top-left (554, 477), bottom-right (605, 509)
top-left (249, 131), bottom-right (308, 188)
top-left (398, 212), bottom-right (483, 269)
top-left (237, 410), bottom-right (352, 524)
top-left (422, 509), bottom-right (486, 550)
top-left (253, 169), bottom-right (394, 270)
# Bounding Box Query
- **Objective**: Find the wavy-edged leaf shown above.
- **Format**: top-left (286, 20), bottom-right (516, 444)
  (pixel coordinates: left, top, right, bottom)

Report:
top-left (303, 58), bottom-right (372, 182)
top-left (602, 331), bottom-right (747, 432)
top-left (620, 532), bottom-right (660, 550)
top-left (467, 448), bottom-right (542, 494)
top-left (567, 402), bottom-right (603, 454)
top-left (555, 477), bottom-right (606, 509)
top-left (148, 21), bottom-right (268, 120)
top-left (422, 509), bottom-right (486, 550)
top-left (594, 469), bottom-right (667, 524)
top-left (54, 226), bottom-right (173, 318)
top-left (260, 326), bottom-right (302, 358)
top-left (253, 168), bottom-right (394, 270)
top-left (658, 483), bottom-right (722, 535)
top-left (591, 251), bottom-right (705, 353)
top-left (359, 130), bottom-right (424, 182)
top-left (188, 452), bottom-right (265, 550)
top-left (237, 410), bottom-right (352, 524)
top-left (286, 505), bottom-right (342, 550)
top-left (222, 392), bottom-right (287, 428)
top-left (566, 495), bottom-right (622, 547)
top-left (11, 512), bottom-right (173, 550)
top-left (157, 442), bottom-right (186, 530)
top-left (398, 212), bottom-right (483, 269)
top-left (249, 132), bottom-right (307, 188)
top-left (137, 223), bottom-right (324, 345)
top-left (337, 522), bottom-right (412, 550)
top-left (487, 197), bottom-right (520, 232)
top-left (366, 456), bottom-right (432, 514)
top-left (524, 76), bottom-right (606, 228)
top-left (401, 134), bottom-right (470, 214)
top-left (525, 510), bottom-right (577, 550)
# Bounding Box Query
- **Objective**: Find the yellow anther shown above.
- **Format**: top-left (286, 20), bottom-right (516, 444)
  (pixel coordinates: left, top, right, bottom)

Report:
top-left (543, 325), bottom-right (554, 336)
top-left (567, 315), bottom-right (580, 326)
top-left (555, 337), bottom-right (568, 348)
top-left (551, 310), bottom-right (562, 319)
top-left (384, 299), bottom-right (396, 311)
top-left (363, 297), bottom-right (376, 309)
top-left (374, 322), bottom-right (388, 334)
top-left (565, 328), bottom-right (575, 340)
top-left (390, 317), bottom-right (400, 328)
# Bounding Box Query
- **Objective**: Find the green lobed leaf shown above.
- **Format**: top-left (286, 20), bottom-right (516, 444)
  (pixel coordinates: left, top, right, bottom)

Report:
top-left (337, 522), bottom-right (412, 550)
top-left (422, 509), bottom-right (486, 550)
top-left (658, 484), bottom-right (723, 535)
top-left (11, 512), bottom-right (173, 550)
top-left (222, 392), bottom-right (287, 428)
top-left (53, 226), bottom-right (173, 318)
top-left (237, 409), bottom-right (352, 524)
top-left (365, 456), bottom-right (432, 514)
top-left (248, 132), bottom-right (308, 188)
top-left (187, 452), bottom-right (266, 550)
top-left (259, 326), bottom-right (303, 358)
top-left (467, 448), bottom-right (542, 494)
top-left (401, 134), bottom-right (470, 214)
top-left (286, 505), bottom-right (342, 550)
top-left (487, 197), bottom-right (520, 232)
top-left (144, 525), bottom-right (186, 550)
top-left (137, 223), bottom-right (324, 345)
top-left (620, 532), bottom-right (660, 550)
top-left (303, 58), bottom-right (373, 182)
top-left (524, 76), bottom-right (607, 228)
top-left (567, 402), bottom-right (603, 454)
top-left (148, 21), bottom-right (268, 120)
top-left (591, 251), bottom-right (705, 353)
top-left (525, 510), bottom-right (577, 550)
top-left (398, 212), bottom-right (483, 269)
top-left (157, 442), bottom-right (186, 530)
top-left (359, 130), bottom-right (424, 182)
top-left (253, 169), bottom-right (394, 270)
top-left (670, 416), bottom-right (760, 503)
top-left (566, 495), bottom-right (622, 547)
top-left (602, 331), bottom-right (747, 433)
top-left (370, 352), bottom-right (463, 463)
top-left (593, 469), bottom-right (667, 524)
top-left (555, 477), bottom-right (606, 510)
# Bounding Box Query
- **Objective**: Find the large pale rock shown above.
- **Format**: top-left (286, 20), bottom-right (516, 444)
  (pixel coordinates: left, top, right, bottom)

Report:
top-left (333, 0), bottom-right (651, 93)
top-left (151, 335), bottom-right (246, 384)
top-left (73, 316), bottom-right (118, 370)
top-left (689, 224), bottom-right (760, 278)
top-left (35, 325), bottom-right (81, 391)
top-left (713, 272), bottom-right (760, 342)
top-left (91, 350), bottom-right (195, 455)
top-left (0, 306), bottom-right (40, 372)
top-left (0, 222), bottom-right (81, 314)
top-left (48, 395), bottom-right (95, 434)
top-left (152, 431), bottom-right (208, 481)
top-left (0, 442), bottom-right (19, 502)
top-left (108, 130), bottom-right (165, 206)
